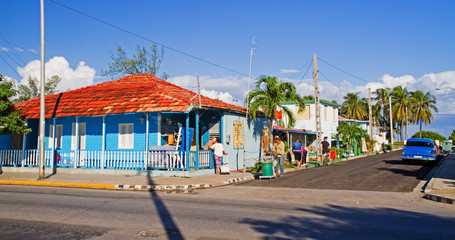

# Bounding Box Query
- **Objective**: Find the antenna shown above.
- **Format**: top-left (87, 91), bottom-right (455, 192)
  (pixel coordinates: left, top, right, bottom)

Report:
top-left (243, 36), bottom-right (256, 171)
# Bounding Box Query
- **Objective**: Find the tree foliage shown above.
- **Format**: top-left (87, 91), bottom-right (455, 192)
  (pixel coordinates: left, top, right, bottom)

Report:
top-left (246, 75), bottom-right (305, 137)
top-left (449, 130), bottom-right (455, 141)
top-left (411, 130), bottom-right (446, 141)
top-left (15, 75), bottom-right (61, 103)
top-left (337, 122), bottom-right (368, 156)
top-left (103, 44), bottom-right (168, 79)
top-left (340, 92), bottom-right (368, 120)
top-left (0, 75), bottom-right (29, 134)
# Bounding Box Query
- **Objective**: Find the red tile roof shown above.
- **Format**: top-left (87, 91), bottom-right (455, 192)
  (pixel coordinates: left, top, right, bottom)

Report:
top-left (15, 74), bottom-right (246, 119)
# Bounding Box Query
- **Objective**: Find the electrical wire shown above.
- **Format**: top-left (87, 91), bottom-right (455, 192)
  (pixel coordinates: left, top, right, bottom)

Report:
top-left (317, 57), bottom-right (371, 83)
top-left (287, 58), bottom-right (312, 81)
top-left (49, 0), bottom-right (249, 77)
top-left (296, 60), bottom-right (313, 89)
top-left (0, 53), bottom-right (21, 77)
top-left (0, 33), bottom-right (27, 66)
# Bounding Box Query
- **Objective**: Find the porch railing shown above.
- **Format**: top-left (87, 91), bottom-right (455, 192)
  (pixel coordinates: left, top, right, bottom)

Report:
top-left (0, 149), bottom-right (212, 171)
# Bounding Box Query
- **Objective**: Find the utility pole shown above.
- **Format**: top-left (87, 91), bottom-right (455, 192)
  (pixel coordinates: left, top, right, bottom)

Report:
top-left (38, 0), bottom-right (46, 180)
top-left (197, 75), bottom-right (201, 107)
top-left (243, 36), bottom-right (255, 171)
top-left (313, 54), bottom-right (322, 160)
top-left (389, 96), bottom-right (394, 146)
top-left (405, 106), bottom-right (408, 140)
top-left (368, 88), bottom-right (373, 141)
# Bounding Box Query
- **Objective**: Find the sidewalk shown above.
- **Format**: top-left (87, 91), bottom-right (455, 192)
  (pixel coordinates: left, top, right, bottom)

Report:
top-left (0, 167), bottom-right (255, 191)
top-left (424, 152), bottom-right (455, 205)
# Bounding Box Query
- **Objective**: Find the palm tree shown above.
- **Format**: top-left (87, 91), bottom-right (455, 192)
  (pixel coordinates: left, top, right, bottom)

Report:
top-left (409, 90), bottom-right (438, 138)
top-left (391, 86), bottom-right (413, 141)
top-left (246, 75), bottom-right (305, 137)
top-left (373, 87), bottom-right (391, 127)
top-left (338, 122), bottom-right (368, 157)
top-left (340, 92), bottom-right (368, 120)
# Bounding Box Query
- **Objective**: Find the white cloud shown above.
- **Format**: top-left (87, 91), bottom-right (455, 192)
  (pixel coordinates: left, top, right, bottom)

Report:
top-left (13, 47), bottom-right (24, 52)
top-left (168, 75), bottom-right (249, 105)
top-left (280, 69), bottom-right (298, 74)
top-left (168, 71), bottom-right (455, 114)
top-left (0, 47), bottom-right (8, 52)
top-left (17, 56), bottom-right (96, 91)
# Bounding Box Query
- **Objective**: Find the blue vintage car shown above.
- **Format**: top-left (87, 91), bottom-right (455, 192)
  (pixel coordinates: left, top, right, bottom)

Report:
top-left (401, 138), bottom-right (438, 163)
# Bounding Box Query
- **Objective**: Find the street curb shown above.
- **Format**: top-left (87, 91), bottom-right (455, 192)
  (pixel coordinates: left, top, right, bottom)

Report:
top-left (0, 180), bottom-right (115, 190)
top-left (0, 175), bottom-right (255, 192)
top-left (424, 193), bottom-right (454, 205)
top-left (222, 175), bottom-right (255, 184)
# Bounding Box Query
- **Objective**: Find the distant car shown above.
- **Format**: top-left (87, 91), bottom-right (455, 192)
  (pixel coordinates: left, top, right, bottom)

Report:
top-left (401, 138), bottom-right (438, 163)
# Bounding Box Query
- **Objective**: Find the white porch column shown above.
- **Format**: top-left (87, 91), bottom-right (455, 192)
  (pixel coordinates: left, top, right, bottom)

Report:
top-left (74, 116), bottom-right (79, 168)
top-left (101, 115), bottom-right (106, 169)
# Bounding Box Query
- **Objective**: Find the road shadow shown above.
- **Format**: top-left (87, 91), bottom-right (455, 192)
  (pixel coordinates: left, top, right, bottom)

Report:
top-left (146, 171), bottom-right (184, 240)
top-left (240, 204), bottom-right (455, 239)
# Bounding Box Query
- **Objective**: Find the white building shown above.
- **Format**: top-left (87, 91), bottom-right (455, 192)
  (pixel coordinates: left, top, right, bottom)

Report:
top-left (277, 100), bottom-right (340, 140)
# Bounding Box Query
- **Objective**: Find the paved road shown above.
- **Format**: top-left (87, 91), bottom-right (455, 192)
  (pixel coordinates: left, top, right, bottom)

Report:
top-left (238, 150), bottom-right (435, 192)
top-left (1, 185), bottom-right (455, 240)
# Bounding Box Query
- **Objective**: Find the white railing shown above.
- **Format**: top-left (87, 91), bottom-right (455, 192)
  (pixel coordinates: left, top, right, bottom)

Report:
top-left (0, 149), bottom-right (52, 166)
top-left (0, 149), bottom-right (211, 171)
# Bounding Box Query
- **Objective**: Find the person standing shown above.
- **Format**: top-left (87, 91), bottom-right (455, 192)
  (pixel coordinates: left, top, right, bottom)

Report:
top-left (292, 139), bottom-right (303, 167)
top-left (272, 135), bottom-right (285, 177)
top-left (210, 137), bottom-right (225, 174)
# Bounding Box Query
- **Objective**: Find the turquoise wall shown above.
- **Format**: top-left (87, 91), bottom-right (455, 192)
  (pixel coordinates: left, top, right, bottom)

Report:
top-left (41, 113), bottom-right (159, 151)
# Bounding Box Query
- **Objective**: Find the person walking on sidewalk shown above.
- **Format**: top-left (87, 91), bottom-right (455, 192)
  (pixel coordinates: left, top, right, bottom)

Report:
top-left (292, 139), bottom-right (303, 167)
top-left (210, 137), bottom-right (225, 175)
top-left (272, 136), bottom-right (285, 177)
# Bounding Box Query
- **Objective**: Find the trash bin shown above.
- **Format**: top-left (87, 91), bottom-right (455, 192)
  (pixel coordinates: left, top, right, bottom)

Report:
top-left (442, 140), bottom-right (453, 152)
top-left (261, 162), bottom-right (273, 176)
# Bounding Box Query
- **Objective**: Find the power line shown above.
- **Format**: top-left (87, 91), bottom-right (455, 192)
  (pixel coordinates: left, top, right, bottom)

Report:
top-left (0, 33), bottom-right (27, 65)
top-left (286, 58), bottom-right (312, 81)
top-left (49, 0), bottom-right (249, 77)
top-left (296, 60), bottom-right (313, 89)
top-left (0, 53), bottom-right (21, 77)
top-left (317, 57), bottom-right (370, 83)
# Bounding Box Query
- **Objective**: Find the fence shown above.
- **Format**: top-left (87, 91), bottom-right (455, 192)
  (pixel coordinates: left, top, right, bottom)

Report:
top-left (0, 149), bottom-right (212, 171)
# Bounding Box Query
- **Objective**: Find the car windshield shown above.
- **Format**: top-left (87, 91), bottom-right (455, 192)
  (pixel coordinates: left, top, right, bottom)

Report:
top-left (407, 141), bottom-right (433, 147)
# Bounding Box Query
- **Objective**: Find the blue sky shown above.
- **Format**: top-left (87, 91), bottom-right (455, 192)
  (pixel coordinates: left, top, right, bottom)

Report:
top-left (1, 0), bottom-right (454, 137)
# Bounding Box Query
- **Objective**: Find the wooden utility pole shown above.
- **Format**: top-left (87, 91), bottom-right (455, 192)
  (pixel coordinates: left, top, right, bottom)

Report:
top-left (38, 0), bottom-right (46, 180)
top-left (313, 54), bottom-right (322, 160)
top-left (389, 96), bottom-right (394, 145)
top-left (197, 75), bottom-right (201, 107)
top-left (368, 88), bottom-right (373, 141)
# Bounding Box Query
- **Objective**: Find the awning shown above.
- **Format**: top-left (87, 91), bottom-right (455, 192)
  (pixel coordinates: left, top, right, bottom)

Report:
top-left (273, 126), bottom-right (317, 134)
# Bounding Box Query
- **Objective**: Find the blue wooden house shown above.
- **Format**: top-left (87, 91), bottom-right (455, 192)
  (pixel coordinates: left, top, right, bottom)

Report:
top-left (1, 74), bottom-right (268, 172)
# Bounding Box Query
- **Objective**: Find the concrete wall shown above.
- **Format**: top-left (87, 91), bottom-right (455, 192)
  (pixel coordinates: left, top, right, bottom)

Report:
top-left (280, 101), bottom-right (339, 140)
top-left (42, 113), bottom-right (160, 151)
top-left (0, 134), bottom-right (11, 149)
top-left (222, 113), bottom-right (269, 170)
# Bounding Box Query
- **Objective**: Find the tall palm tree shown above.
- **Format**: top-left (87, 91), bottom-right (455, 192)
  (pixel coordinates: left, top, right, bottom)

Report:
top-left (340, 92), bottom-right (368, 120)
top-left (373, 87), bottom-right (391, 127)
top-left (391, 86), bottom-right (411, 141)
top-left (246, 75), bottom-right (305, 137)
top-left (410, 90), bottom-right (438, 138)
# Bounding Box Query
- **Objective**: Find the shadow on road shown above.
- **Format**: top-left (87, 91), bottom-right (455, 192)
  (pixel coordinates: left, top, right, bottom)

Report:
top-left (146, 171), bottom-right (184, 240)
top-left (240, 204), bottom-right (455, 239)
